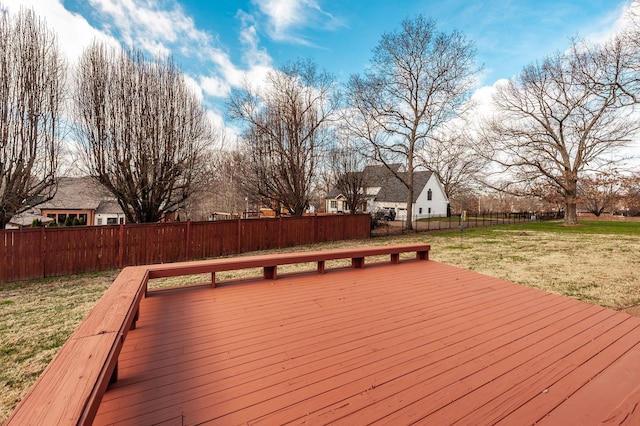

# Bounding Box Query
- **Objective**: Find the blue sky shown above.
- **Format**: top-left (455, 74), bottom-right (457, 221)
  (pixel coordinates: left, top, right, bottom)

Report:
top-left (4, 0), bottom-right (635, 134)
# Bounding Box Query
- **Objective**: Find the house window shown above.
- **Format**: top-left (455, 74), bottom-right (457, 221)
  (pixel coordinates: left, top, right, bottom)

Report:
top-left (330, 200), bottom-right (337, 209)
top-left (428, 207), bottom-right (432, 214)
top-left (79, 214), bottom-right (87, 225)
top-left (419, 207), bottom-right (423, 214)
top-left (97, 218), bottom-right (103, 225)
top-left (427, 189), bottom-right (432, 201)
top-left (107, 217), bottom-right (118, 225)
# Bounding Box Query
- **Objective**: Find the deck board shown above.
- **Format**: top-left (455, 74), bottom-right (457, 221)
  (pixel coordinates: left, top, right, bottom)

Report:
top-left (93, 260), bottom-right (640, 425)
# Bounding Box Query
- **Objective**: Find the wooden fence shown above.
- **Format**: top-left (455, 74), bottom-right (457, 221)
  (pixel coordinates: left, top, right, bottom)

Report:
top-left (0, 214), bottom-right (371, 283)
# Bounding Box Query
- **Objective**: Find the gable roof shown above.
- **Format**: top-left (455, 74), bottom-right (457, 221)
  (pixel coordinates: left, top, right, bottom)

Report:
top-left (325, 164), bottom-right (402, 200)
top-left (96, 199), bottom-right (124, 215)
top-left (39, 177), bottom-right (117, 210)
top-left (375, 170), bottom-right (433, 203)
top-left (361, 163), bottom-right (402, 187)
top-left (326, 163), bottom-right (438, 204)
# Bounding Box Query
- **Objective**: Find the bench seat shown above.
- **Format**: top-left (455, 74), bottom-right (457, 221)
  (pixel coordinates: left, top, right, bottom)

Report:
top-left (5, 266), bottom-right (149, 426)
top-left (146, 243), bottom-right (430, 284)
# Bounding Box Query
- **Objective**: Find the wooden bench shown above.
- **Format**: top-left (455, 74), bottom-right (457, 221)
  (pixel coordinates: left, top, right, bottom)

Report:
top-left (4, 266), bottom-right (150, 426)
top-left (146, 243), bottom-right (430, 285)
top-left (5, 243), bottom-right (429, 425)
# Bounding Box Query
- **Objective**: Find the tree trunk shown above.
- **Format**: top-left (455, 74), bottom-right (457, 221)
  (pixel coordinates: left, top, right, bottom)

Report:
top-left (564, 179), bottom-right (579, 225)
top-left (565, 202), bottom-right (578, 225)
top-left (405, 172), bottom-right (414, 231)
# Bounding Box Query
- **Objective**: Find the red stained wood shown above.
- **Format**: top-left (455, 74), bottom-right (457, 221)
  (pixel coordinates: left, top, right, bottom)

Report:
top-left (0, 215), bottom-right (371, 283)
top-left (5, 266), bottom-right (148, 426)
top-left (91, 261), bottom-right (640, 425)
top-left (145, 243), bottom-right (430, 280)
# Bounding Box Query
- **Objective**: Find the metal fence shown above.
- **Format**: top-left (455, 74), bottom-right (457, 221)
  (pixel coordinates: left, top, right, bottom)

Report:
top-left (372, 211), bottom-right (565, 235)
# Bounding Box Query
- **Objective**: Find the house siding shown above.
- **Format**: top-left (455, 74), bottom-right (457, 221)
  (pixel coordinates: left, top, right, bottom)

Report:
top-left (413, 175), bottom-right (448, 219)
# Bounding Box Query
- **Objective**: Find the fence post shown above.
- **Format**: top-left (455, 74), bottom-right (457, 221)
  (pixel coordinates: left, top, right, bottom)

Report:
top-left (185, 220), bottom-right (191, 261)
top-left (237, 218), bottom-right (242, 254)
top-left (314, 214), bottom-right (319, 243)
top-left (118, 223), bottom-right (124, 269)
top-left (278, 216), bottom-right (283, 249)
top-left (40, 226), bottom-right (46, 279)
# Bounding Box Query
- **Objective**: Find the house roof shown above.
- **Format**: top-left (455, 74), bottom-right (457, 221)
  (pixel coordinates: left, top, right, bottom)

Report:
top-left (7, 211), bottom-right (54, 227)
top-left (362, 163), bottom-right (402, 187)
top-left (375, 170), bottom-right (433, 203)
top-left (96, 199), bottom-right (124, 215)
top-left (39, 177), bottom-right (118, 211)
top-left (326, 164), bottom-right (435, 204)
top-left (325, 164), bottom-right (403, 200)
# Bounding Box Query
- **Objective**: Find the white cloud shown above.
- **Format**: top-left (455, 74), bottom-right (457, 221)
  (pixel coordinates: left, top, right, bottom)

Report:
top-left (82, 0), bottom-right (276, 102)
top-left (200, 75), bottom-right (231, 98)
top-left (582, 1), bottom-right (637, 44)
top-left (238, 10), bottom-right (272, 68)
top-left (250, 0), bottom-right (344, 44)
top-left (87, 0), bottom-right (209, 56)
top-left (4, 0), bottom-right (118, 63)
top-left (253, 0), bottom-right (306, 41)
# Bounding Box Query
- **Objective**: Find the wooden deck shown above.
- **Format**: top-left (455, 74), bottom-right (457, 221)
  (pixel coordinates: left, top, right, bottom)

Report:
top-left (93, 260), bottom-right (640, 425)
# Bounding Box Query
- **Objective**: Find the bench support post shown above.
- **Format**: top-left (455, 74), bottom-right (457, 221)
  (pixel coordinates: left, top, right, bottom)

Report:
top-left (417, 250), bottom-right (428, 260)
top-left (352, 257), bottom-right (365, 268)
top-left (264, 266), bottom-right (277, 280)
top-left (317, 260), bottom-right (326, 274)
top-left (390, 253), bottom-right (400, 264)
top-left (211, 272), bottom-right (216, 288)
top-left (131, 309), bottom-right (139, 330)
top-left (110, 362), bottom-right (118, 384)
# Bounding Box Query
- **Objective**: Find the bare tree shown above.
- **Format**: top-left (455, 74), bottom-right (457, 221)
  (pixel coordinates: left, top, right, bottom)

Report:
top-left (328, 135), bottom-right (369, 214)
top-left (621, 1), bottom-right (640, 106)
top-left (487, 37), bottom-right (640, 225)
top-left (418, 124), bottom-right (487, 202)
top-left (228, 60), bottom-right (338, 216)
top-left (620, 173), bottom-right (640, 216)
top-left (185, 149), bottom-right (254, 220)
top-left (346, 15), bottom-right (478, 229)
top-left (579, 170), bottom-right (625, 216)
top-left (74, 42), bottom-right (212, 223)
top-left (0, 7), bottom-right (65, 228)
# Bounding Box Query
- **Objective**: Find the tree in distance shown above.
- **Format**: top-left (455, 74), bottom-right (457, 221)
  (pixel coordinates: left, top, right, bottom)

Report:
top-left (229, 59), bottom-right (338, 216)
top-left (0, 7), bottom-right (65, 228)
top-left (346, 15), bottom-right (479, 230)
top-left (74, 42), bottom-right (213, 223)
top-left (328, 127), bottom-right (370, 214)
top-left (486, 35), bottom-right (640, 225)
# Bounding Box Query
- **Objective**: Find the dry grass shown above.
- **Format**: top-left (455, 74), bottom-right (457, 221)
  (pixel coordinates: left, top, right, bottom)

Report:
top-left (1, 220), bottom-right (639, 422)
top-left (427, 230), bottom-right (640, 309)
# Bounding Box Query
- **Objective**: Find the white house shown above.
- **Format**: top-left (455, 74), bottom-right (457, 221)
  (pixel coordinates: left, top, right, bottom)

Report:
top-left (325, 164), bottom-right (449, 220)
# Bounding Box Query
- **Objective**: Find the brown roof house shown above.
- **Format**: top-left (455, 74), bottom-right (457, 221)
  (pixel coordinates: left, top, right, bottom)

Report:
top-left (326, 164), bottom-right (449, 220)
top-left (38, 177), bottom-right (126, 226)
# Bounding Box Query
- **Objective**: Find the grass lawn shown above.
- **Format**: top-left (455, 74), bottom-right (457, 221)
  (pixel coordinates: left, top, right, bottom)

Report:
top-left (1, 219), bottom-right (639, 422)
